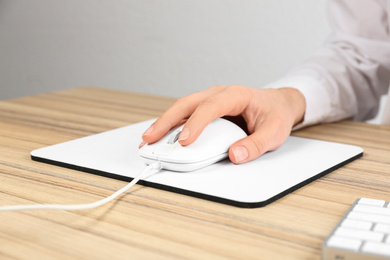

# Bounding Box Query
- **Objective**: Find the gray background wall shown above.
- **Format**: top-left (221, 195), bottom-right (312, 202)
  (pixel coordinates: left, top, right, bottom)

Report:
top-left (0, 0), bottom-right (330, 100)
top-left (0, 0), bottom-right (386, 124)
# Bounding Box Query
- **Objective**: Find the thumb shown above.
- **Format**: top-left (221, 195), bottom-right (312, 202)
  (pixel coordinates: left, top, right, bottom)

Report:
top-left (228, 128), bottom-right (287, 164)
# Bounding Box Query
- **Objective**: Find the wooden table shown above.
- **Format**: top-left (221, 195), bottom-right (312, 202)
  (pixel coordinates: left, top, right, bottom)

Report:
top-left (0, 87), bottom-right (389, 260)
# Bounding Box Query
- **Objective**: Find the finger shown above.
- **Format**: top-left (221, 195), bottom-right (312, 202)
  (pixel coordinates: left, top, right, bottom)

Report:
top-left (228, 119), bottom-right (291, 164)
top-left (142, 86), bottom-right (225, 144)
top-left (178, 85), bottom-right (251, 146)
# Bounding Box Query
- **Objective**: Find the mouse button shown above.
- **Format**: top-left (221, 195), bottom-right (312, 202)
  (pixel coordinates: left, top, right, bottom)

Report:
top-left (170, 144), bottom-right (220, 163)
top-left (152, 143), bottom-right (177, 156)
top-left (138, 144), bottom-right (157, 159)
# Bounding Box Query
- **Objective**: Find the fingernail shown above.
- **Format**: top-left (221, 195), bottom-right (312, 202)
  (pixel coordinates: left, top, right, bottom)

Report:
top-left (232, 146), bottom-right (248, 163)
top-left (139, 141), bottom-right (147, 148)
top-left (143, 126), bottom-right (154, 136)
top-left (179, 127), bottom-right (190, 141)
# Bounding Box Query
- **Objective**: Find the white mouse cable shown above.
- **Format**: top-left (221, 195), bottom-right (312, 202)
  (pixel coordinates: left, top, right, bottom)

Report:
top-left (0, 162), bottom-right (162, 212)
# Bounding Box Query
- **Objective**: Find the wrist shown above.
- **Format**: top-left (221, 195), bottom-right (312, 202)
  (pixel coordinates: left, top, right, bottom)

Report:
top-left (279, 87), bottom-right (306, 126)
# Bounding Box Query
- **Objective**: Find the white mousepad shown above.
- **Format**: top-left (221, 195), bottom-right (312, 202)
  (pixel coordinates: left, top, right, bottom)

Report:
top-left (31, 119), bottom-right (363, 208)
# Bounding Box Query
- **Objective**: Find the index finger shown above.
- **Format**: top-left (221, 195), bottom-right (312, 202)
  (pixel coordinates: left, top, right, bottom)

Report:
top-left (141, 86), bottom-right (225, 144)
top-left (178, 85), bottom-right (251, 146)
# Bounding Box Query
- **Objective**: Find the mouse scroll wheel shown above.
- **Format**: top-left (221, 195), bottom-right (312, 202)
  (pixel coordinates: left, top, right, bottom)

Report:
top-left (167, 130), bottom-right (181, 144)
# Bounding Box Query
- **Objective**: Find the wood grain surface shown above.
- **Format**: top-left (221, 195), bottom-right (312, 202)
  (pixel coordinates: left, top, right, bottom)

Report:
top-left (0, 87), bottom-right (389, 260)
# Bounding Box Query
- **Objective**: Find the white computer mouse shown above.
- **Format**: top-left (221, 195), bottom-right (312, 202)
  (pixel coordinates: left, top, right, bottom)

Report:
top-left (138, 118), bottom-right (248, 172)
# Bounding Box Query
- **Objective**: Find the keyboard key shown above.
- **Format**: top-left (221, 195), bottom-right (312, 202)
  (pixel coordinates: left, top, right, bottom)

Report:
top-left (358, 198), bottom-right (386, 207)
top-left (354, 204), bottom-right (390, 216)
top-left (326, 236), bottom-right (362, 251)
top-left (348, 211), bottom-right (390, 225)
top-left (362, 242), bottom-right (390, 257)
top-left (334, 227), bottom-right (384, 242)
top-left (341, 218), bottom-right (372, 230)
top-left (374, 223), bottom-right (390, 234)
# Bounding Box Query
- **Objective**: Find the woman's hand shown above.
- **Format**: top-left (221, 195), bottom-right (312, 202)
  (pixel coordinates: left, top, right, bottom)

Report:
top-left (140, 85), bottom-right (306, 164)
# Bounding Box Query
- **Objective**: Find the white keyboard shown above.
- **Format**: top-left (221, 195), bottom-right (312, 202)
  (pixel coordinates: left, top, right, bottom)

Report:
top-left (323, 198), bottom-right (390, 260)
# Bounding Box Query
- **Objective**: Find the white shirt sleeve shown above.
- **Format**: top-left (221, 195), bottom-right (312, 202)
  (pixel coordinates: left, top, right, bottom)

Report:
top-left (265, 0), bottom-right (390, 128)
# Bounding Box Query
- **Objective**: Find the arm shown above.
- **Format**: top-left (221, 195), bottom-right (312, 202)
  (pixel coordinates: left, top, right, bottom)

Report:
top-left (266, 0), bottom-right (390, 128)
